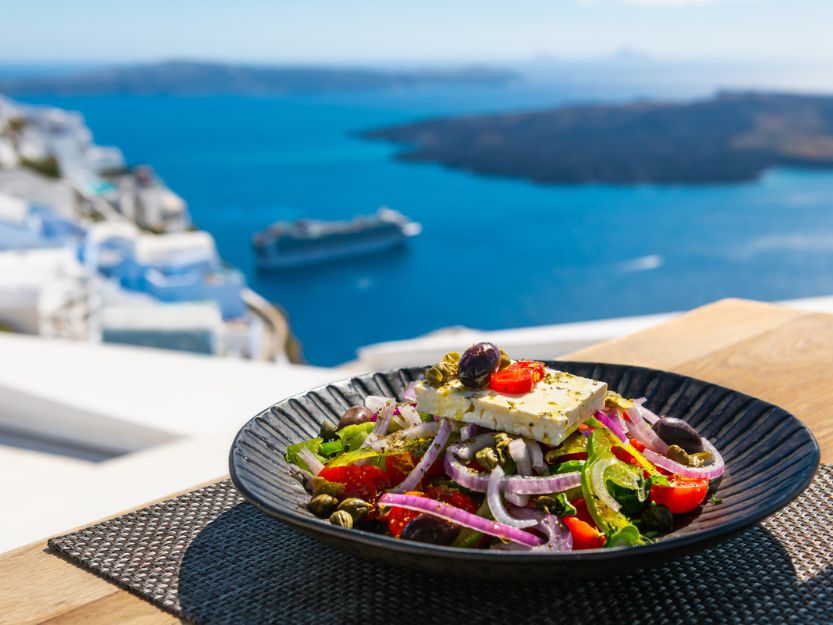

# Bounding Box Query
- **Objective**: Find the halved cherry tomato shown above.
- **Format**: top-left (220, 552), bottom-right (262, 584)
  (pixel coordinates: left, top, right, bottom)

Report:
top-left (489, 366), bottom-right (535, 394)
top-left (570, 497), bottom-right (596, 526)
top-left (318, 464), bottom-right (388, 502)
top-left (562, 515), bottom-right (607, 549)
top-left (425, 485), bottom-right (478, 514)
top-left (385, 490), bottom-right (423, 537)
top-left (516, 361), bottom-right (546, 382)
top-left (650, 477), bottom-right (709, 514)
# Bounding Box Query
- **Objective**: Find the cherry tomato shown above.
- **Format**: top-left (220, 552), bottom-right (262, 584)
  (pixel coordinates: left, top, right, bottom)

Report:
top-left (650, 477), bottom-right (709, 514)
top-left (515, 361), bottom-right (546, 382)
top-left (318, 464), bottom-right (388, 502)
top-left (562, 515), bottom-right (607, 549)
top-left (489, 366), bottom-right (534, 394)
top-left (425, 485), bottom-right (479, 514)
top-left (385, 490), bottom-right (423, 537)
top-left (570, 497), bottom-right (596, 526)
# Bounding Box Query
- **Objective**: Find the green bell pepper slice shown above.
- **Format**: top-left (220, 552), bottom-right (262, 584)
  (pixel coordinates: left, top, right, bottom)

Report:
top-left (580, 429), bottom-right (646, 545)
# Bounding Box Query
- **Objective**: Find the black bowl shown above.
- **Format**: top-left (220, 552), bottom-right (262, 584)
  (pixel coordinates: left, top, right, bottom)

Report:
top-left (229, 361), bottom-right (819, 578)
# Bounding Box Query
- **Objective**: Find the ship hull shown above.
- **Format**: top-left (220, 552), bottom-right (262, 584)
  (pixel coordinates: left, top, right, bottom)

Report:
top-left (255, 234), bottom-right (407, 270)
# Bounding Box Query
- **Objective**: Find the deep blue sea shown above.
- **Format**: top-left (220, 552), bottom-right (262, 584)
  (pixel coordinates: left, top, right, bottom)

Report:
top-left (19, 84), bottom-right (833, 365)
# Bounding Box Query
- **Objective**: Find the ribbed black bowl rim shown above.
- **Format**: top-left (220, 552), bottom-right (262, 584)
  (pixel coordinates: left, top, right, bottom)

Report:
top-left (229, 361), bottom-right (820, 567)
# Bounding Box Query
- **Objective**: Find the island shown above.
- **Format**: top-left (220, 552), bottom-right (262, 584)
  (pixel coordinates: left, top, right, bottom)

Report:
top-left (0, 60), bottom-right (517, 96)
top-left (362, 91), bottom-right (833, 184)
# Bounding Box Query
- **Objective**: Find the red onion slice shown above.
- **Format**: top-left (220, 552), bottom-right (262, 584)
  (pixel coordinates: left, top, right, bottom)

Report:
top-left (394, 418), bottom-right (452, 492)
top-left (297, 447), bottom-right (324, 475)
top-left (505, 492), bottom-right (530, 507)
top-left (526, 439), bottom-right (546, 475)
top-left (368, 421), bottom-right (441, 452)
top-left (487, 466), bottom-right (539, 529)
top-left (454, 433), bottom-right (496, 462)
top-left (536, 514), bottom-right (573, 552)
top-left (594, 410), bottom-right (627, 443)
top-left (444, 448), bottom-right (581, 494)
top-left (365, 395), bottom-right (394, 414)
top-left (403, 381), bottom-right (417, 403)
top-left (398, 404), bottom-right (422, 428)
top-left (492, 512), bottom-right (573, 552)
top-left (642, 437), bottom-right (725, 480)
top-left (460, 423), bottom-right (481, 442)
top-left (444, 448), bottom-right (490, 491)
top-left (633, 399), bottom-right (660, 425)
top-left (509, 438), bottom-right (532, 476)
top-left (378, 493), bottom-right (543, 548)
top-left (362, 400), bottom-right (396, 450)
top-left (625, 405), bottom-right (669, 454)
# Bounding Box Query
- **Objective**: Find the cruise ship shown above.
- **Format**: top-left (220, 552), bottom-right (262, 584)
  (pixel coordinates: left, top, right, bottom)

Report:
top-left (252, 207), bottom-right (421, 269)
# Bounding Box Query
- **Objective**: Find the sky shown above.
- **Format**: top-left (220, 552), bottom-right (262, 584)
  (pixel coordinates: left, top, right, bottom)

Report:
top-left (0, 0), bottom-right (831, 66)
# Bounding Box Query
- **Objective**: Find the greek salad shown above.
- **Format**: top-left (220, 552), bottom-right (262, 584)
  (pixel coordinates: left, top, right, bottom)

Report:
top-left (286, 342), bottom-right (724, 551)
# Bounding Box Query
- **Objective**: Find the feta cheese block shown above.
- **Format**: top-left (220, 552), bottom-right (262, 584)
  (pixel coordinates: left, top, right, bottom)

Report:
top-left (414, 368), bottom-right (607, 446)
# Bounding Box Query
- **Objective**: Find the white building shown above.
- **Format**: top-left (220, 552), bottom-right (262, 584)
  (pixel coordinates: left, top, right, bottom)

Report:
top-left (108, 168), bottom-right (190, 233)
top-left (100, 302), bottom-right (223, 355)
top-left (0, 168), bottom-right (80, 219)
top-left (0, 248), bottom-right (89, 339)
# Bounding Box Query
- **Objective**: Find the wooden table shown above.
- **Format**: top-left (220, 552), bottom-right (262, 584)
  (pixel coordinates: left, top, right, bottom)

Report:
top-left (2, 298), bottom-right (831, 625)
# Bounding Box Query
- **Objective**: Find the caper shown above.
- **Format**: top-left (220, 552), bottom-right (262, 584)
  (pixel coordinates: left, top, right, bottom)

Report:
top-left (311, 476), bottom-right (345, 498)
top-left (666, 444), bottom-right (691, 466)
top-left (337, 498), bottom-right (373, 523)
top-left (425, 366), bottom-right (444, 387)
top-left (319, 419), bottom-right (339, 442)
top-left (309, 493), bottom-right (339, 518)
top-left (329, 509), bottom-right (353, 528)
top-left (536, 493), bottom-right (576, 516)
top-left (494, 433), bottom-right (513, 465)
top-left (498, 350), bottom-right (511, 370)
top-left (337, 406), bottom-right (374, 429)
top-left (475, 447), bottom-right (499, 471)
top-left (442, 351), bottom-right (461, 364)
top-left (642, 504), bottom-right (674, 532)
top-left (535, 495), bottom-right (558, 513)
top-left (688, 451), bottom-right (713, 467)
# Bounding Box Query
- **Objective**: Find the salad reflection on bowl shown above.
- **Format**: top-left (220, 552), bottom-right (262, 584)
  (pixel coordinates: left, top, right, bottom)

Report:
top-left (286, 342), bottom-right (724, 552)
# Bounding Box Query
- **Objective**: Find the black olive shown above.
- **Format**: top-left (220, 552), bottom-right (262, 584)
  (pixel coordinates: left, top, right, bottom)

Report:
top-left (400, 514), bottom-right (459, 545)
top-left (337, 406), bottom-right (374, 429)
top-left (642, 504), bottom-right (674, 532)
top-left (457, 342), bottom-right (501, 389)
top-left (652, 417), bottom-right (704, 454)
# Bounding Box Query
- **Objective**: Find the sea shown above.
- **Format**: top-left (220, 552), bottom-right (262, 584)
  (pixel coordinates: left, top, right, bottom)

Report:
top-left (17, 82), bottom-right (833, 365)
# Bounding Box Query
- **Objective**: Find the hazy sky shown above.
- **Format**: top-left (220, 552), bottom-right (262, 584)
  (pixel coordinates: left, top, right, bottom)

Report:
top-left (2, 0), bottom-right (831, 65)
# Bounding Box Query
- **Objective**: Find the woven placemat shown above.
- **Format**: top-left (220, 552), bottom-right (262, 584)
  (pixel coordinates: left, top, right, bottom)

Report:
top-left (50, 466), bottom-right (833, 625)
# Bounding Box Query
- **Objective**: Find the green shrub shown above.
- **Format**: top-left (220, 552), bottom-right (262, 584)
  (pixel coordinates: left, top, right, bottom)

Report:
top-left (20, 155), bottom-right (61, 179)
